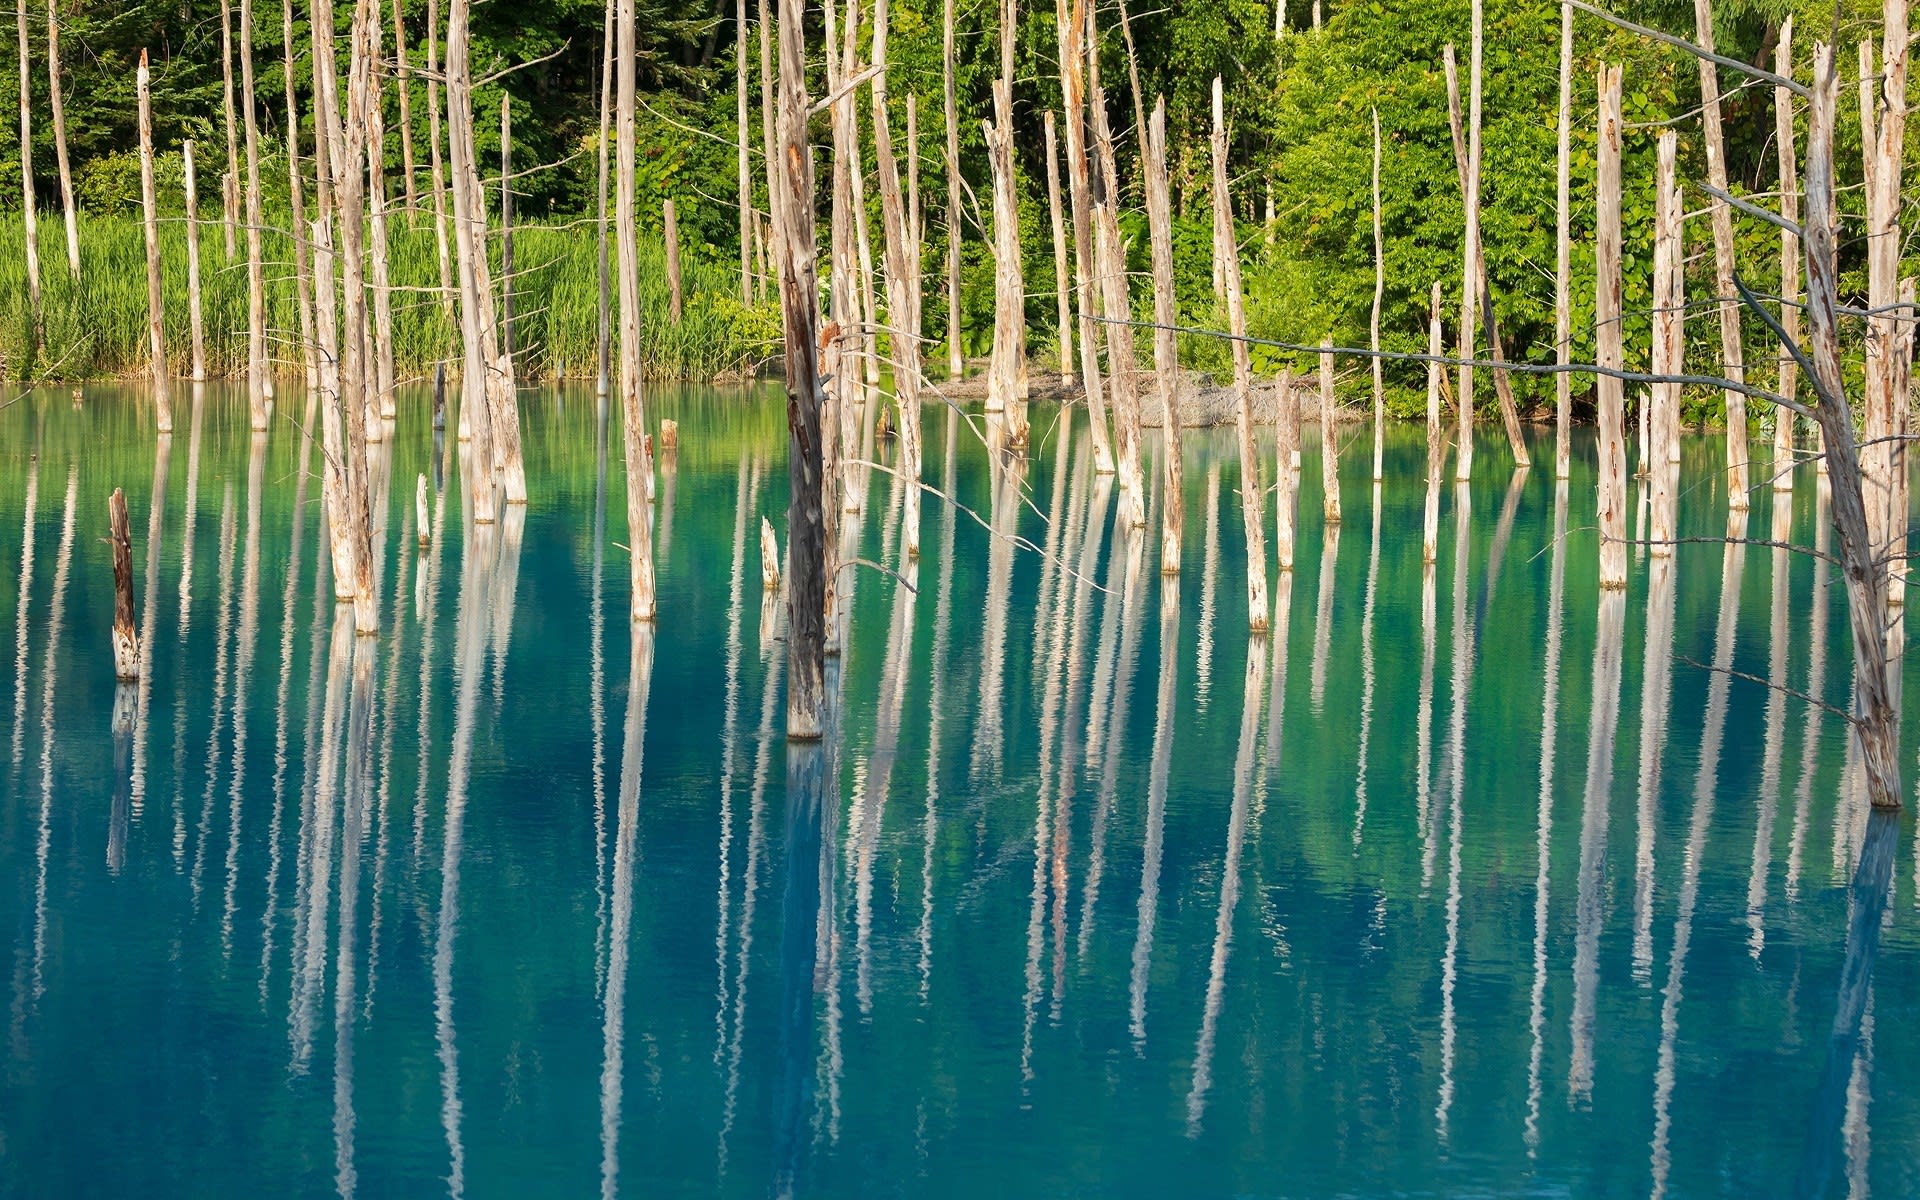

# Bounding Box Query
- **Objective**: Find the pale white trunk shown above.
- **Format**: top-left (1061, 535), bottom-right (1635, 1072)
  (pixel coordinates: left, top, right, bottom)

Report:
top-left (1553, 0), bottom-right (1573, 478)
top-left (1146, 97), bottom-right (1182, 574)
top-left (45, 0), bottom-right (77, 280)
top-left (1595, 64), bottom-right (1627, 590)
top-left (1320, 339), bottom-right (1341, 523)
top-left (136, 52), bottom-right (171, 432)
top-left (1693, 0), bottom-right (1750, 507)
top-left (1213, 77), bottom-right (1267, 632)
top-left (614, 0), bottom-right (658, 619)
top-left (241, 0), bottom-right (268, 427)
top-left (1650, 130), bottom-right (1681, 555)
top-left (1045, 111), bottom-right (1075, 389)
top-left (184, 141), bottom-right (209, 383)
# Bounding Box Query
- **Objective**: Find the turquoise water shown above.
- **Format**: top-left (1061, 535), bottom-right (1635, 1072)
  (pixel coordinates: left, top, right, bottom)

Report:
top-left (1, 384), bottom-right (1916, 1198)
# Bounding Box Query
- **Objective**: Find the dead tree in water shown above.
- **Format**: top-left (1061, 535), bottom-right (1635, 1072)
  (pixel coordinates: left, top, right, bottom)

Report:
top-left (872, 0), bottom-right (925, 553)
top-left (283, 0), bottom-right (318, 388)
top-left (183, 142), bottom-right (209, 383)
top-left (1553, 0), bottom-right (1573, 478)
top-left (1057, 0), bottom-right (1113, 473)
top-left (1649, 130), bottom-right (1680, 553)
top-left (136, 52), bottom-right (172, 433)
top-left (241, 0), bottom-right (268, 428)
top-left (1803, 41), bottom-right (1900, 806)
top-left (1451, 10), bottom-right (1484, 481)
top-left (1594, 64), bottom-right (1627, 589)
top-left (1212, 76), bottom-right (1267, 634)
top-left (613, 0), bottom-right (658, 619)
top-left (942, 0), bottom-right (963, 377)
top-left (1858, 18), bottom-right (1910, 600)
top-left (110, 489), bottom-right (139, 682)
top-left (1692, 0), bottom-right (1750, 507)
top-left (1442, 44), bottom-right (1527, 468)
top-left (1089, 30), bottom-right (1143, 526)
top-left (1145, 97), bottom-right (1181, 574)
top-left (1045, 112), bottom-right (1075, 390)
top-left (771, 0), bottom-right (826, 738)
top-left (1773, 15), bottom-right (1799, 486)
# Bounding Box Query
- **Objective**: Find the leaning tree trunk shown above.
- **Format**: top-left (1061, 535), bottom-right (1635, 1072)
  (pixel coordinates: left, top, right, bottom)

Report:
top-left (45, 0), bottom-right (77, 280)
top-left (1057, 0), bottom-right (1114, 473)
top-left (1805, 40), bottom-right (1901, 807)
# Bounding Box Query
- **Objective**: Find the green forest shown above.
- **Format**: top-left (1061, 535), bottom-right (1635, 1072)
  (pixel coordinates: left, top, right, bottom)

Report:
top-left (0, 0), bottom-right (1907, 418)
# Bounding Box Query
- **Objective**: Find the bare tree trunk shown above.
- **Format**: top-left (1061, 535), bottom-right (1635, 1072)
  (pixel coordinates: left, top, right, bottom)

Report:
top-left (1452, 23), bottom-right (1481, 481)
top-left (45, 0), bottom-right (77, 280)
top-left (1692, 0), bottom-right (1749, 507)
top-left (241, 0), bottom-right (268, 427)
top-left (1772, 15), bottom-right (1800, 487)
top-left (772, 0), bottom-right (825, 737)
top-left (598, 0), bottom-right (614, 393)
top-left (391, 0), bottom-right (417, 222)
top-left (1091, 96), bottom-right (1140, 522)
top-left (500, 94), bottom-right (516, 369)
top-left (1320, 338), bottom-right (1342, 523)
top-left (16, 0), bottom-right (42, 349)
top-left (221, 0), bottom-right (241, 258)
top-left (183, 142), bottom-right (209, 383)
top-left (110, 489), bottom-right (139, 680)
top-left (1059, 0), bottom-right (1113, 473)
top-left (942, 0), bottom-right (963, 377)
top-left (758, 0), bottom-right (778, 274)
top-left (614, 0), bottom-right (658, 619)
top-left (664, 198), bottom-right (684, 324)
top-left (873, 0), bottom-right (924, 552)
top-left (1554, 0), bottom-right (1573, 479)
top-left (366, 13), bottom-right (396, 421)
top-left (1595, 64), bottom-right (1626, 590)
top-left (334, 0), bottom-right (380, 632)
top-left (1861, 8), bottom-right (1909, 599)
top-left (828, 0), bottom-right (860, 528)
top-left (1213, 76), bottom-right (1268, 632)
top-left (1045, 112), bottom-right (1075, 389)
top-left (136, 51), bottom-right (171, 432)
top-left (283, 0), bottom-right (318, 389)
top-left (1650, 129), bottom-right (1680, 554)
top-left (1805, 40), bottom-right (1900, 807)
top-left (1443, 40), bottom-right (1527, 470)
top-left (735, 0), bottom-right (752, 304)
top-left (1425, 280), bottom-right (1443, 561)
top-left (1146, 97), bottom-right (1182, 574)
top-left (445, 0), bottom-right (497, 519)
top-left (425, 0), bottom-right (455, 325)
top-left (1369, 108), bottom-right (1384, 482)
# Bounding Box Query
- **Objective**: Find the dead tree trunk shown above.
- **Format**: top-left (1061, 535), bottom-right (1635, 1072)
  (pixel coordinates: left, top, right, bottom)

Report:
top-left (220, 0), bottom-right (240, 258)
top-left (1089, 48), bottom-right (1143, 524)
top-left (942, 0), bottom-right (963, 377)
top-left (1650, 129), bottom-right (1680, 554)
top-left (110, 488), bottom-right (139, 680)
top-left (772, 0), bottom-right (825, 737)
top-left (445, 0), bottom-right (497, 520)
top-left (1369, 108), bottom-right (1384, 482)
top-left (1693, 0), bottom-right (1750, 508)
top-left (425, 0), bottom-right (455, 325)
top-left (1860, 11), bottom-right (1909, 599)
top-left (736, 0), bottom-right (752, 304)
top-left (1595, 63), bottom-right (1626, 590)
top-left (16, 0), bottom-right (43, 348)
top-left (45, 0), bottom-right (77, 280)
top-left (1443, 42), bottom-right (1528, 469)
top-left (1146, 97), bottom-right (1181, 574)
top-left (283, 0), bottom-right (317, 388)
top-left (1320, 338), bottom-right (1342, 523)
top-left (1773, 15), bottom-right (1800, 486)
top-left (500, 95), bottom-right (516, 369)
top-left (1045, 111), bottom-right (1075, 389)
top-left (334, 0), bottom-right (380, 633)
top-left (136, 51), bottom-right (171, 433)
top-left (614, 0), bottom-right (658, 619)
top-left (391, 0), bottom-right (418, 221)
top-left (1058, 0), bottom-right (1114, 473)
top-left (1452, 20), bottom-right (1482, 481)
top-left (598, 0), bottom-right (614, 393)
top-left (1554, 0), bottom-right (1573, 479)
top-left (873, 0), bottom-right (925, 552)
top-left (1213, 76), bottom-right (1268, 633)
top-left (240, 0), bottom-right (267, 426)
top-left (366, 14), bottom-right (396, 420)
top-left (183, 141), bottom-right (209, 383)
top-left (1805, 40), bottom-right (1900, 807)
top-left (1425, 280), bottom-right (1443, 561)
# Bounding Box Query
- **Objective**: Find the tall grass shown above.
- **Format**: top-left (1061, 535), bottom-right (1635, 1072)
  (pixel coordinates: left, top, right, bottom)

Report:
top-left (0, 211), bottom-right (779, 382)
